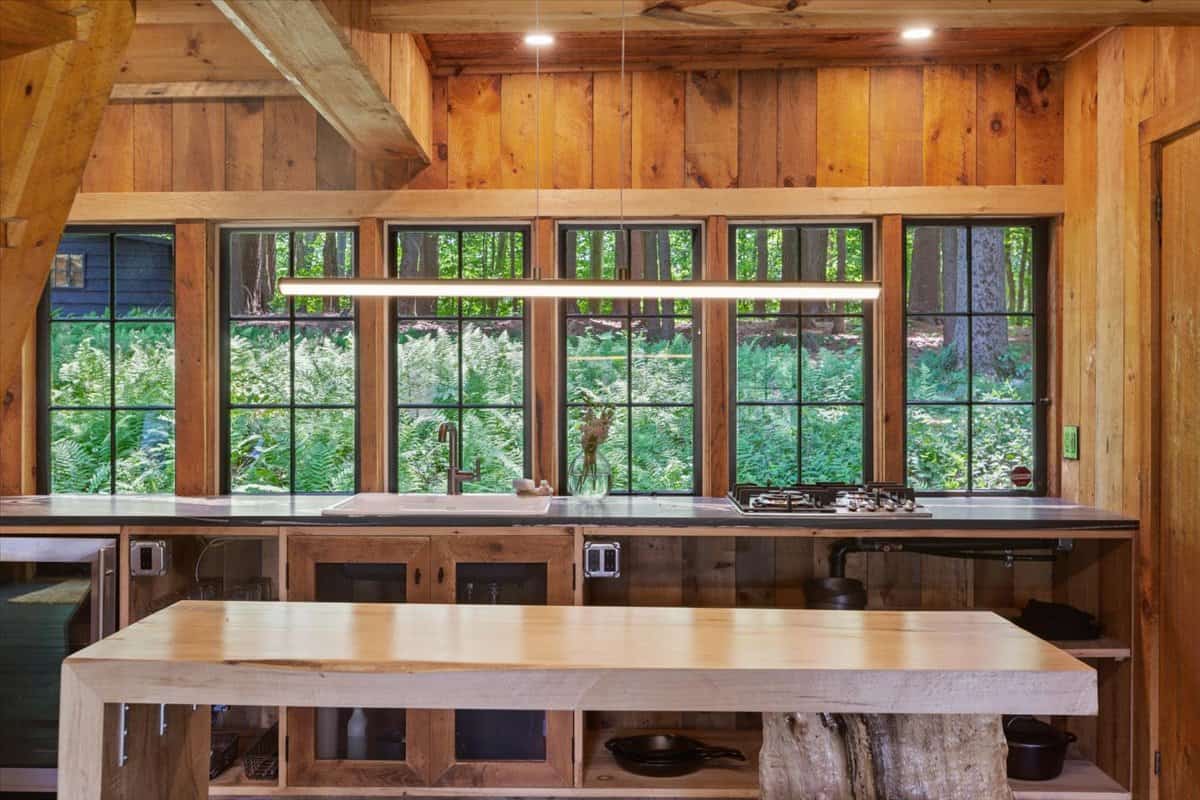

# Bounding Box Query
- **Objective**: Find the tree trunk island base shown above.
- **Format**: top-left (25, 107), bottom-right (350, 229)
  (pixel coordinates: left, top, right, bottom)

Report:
top-left (760, 713), bottom-right (1011, 800)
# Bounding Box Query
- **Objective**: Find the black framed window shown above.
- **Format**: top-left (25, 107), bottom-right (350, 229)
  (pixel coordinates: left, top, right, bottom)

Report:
top-left (731, 223), bottom-right (873, 486)
top-left (41, 228), bottom-right (176, 494)
top-left (903, 220), bottom-right (1047, 494)
top-left (221, 228), bottom-right (357, 494)
top-left (560, 224), bottom-right (701, 495)
top-left (391, 226), bottom-right (529, 493)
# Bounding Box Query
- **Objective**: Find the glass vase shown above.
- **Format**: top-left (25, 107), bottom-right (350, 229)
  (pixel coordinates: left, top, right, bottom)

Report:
top-left (568, 449), bottom-right (612, 499)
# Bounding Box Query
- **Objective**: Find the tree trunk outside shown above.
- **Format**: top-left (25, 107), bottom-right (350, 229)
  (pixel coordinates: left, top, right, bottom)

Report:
top-left (909, 227), bottom-right (942, 313)
top-left (971, 227), bottom-right (1009, 377)
top-left (800, 229), bottom-right (829, 315)
top-left (754, 229), bottom-right (769, 315)
top-left (588, 230), bottom-right (603, 313)
top-left (941, 228), bottom-right (968, 368)
top-left (831, 229), bottom-right (848, 335)
top-left (761, 712), bottom-right (1013, 800)
top-left (397, 232), bottom-right (422, 317)
top-left (781, 228), bottom-right (799, 315)
top-left (658, 230), bottom-right (675, 339)
top-left (321, 232), bottom-right (337, 313)
top-left (417, 232), bottom-right (439, 316)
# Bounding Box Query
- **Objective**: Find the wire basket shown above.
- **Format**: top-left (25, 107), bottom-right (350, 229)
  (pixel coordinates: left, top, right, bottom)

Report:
top-left (242, 722), bottom-right (279, 781)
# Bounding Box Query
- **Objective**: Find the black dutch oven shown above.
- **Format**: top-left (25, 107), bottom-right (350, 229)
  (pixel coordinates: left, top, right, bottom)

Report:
top-left (604, 734), bottom-right (746, 778)
top-left (1004, 716), bottom-right (1076, 781)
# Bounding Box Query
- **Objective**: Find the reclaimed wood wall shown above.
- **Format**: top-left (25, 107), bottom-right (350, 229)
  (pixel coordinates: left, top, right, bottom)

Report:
top-left (80, 64), bottom-right (1065, 192)
top-left (1060, 25), bottom-right (1200, 800)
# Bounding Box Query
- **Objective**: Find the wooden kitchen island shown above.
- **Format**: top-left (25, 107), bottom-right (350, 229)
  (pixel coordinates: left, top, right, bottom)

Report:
top-left (58, 600), bottom-right (1096, 800)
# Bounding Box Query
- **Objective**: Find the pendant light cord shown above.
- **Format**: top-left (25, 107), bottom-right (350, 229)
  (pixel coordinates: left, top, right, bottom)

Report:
top-left (533, 0), bottom-right (542, 277)
top-left (618, 0), bottom-right (626, 258)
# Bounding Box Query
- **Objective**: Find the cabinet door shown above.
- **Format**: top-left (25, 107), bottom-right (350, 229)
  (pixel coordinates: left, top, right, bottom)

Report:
top-left (286, 535), bottom-right (431, 787)
top-left (428, 534), bottom-right (574, 787)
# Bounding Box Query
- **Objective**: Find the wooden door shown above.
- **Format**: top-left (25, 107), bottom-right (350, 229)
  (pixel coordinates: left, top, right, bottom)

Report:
top-left (1158, 124), bottom-right (1199, 798)
top-left (285, 534), bottom-right (432, 787)
top-left (428, 534), bottom-right (574, 787)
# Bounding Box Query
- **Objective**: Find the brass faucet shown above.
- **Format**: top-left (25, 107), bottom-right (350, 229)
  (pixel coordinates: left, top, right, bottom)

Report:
top-left (436, 422), bottom-right (480, 495)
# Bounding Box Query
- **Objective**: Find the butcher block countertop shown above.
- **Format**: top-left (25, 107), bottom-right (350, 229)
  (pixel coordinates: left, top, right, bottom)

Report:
top-left (64, 601), bottom-right (1096, 716)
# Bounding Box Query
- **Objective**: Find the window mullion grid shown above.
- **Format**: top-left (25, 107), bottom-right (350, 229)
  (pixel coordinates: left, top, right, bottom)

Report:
top-left (288, 231), bottom-right (297, 494)
top-left (457, 232), bottom-right (466, 468)
top-left (965, 225), bottom-right (974, 492)
top-left (108, 232), bottom-right (117, 494)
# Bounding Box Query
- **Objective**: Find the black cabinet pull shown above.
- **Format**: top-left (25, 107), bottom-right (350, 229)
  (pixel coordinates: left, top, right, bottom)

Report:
top-left (414, 568), bottom-right (421, 585)
top-left (437, 567), bottom-right (445, 584)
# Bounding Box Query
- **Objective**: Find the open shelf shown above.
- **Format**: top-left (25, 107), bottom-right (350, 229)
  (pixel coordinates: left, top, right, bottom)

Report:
top-left (1010, 760), bottom-right (1130, 799)
top-left (1050, 638), bottom-right (1131, 660)
top-left (581, 728), bottom-right (760, 797)
top-left (209, 727), bottom-right (280, 797)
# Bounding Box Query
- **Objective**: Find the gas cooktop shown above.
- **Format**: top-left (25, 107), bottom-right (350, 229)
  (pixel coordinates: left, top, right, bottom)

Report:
top-left (728, 483), bottom-right (931, 517)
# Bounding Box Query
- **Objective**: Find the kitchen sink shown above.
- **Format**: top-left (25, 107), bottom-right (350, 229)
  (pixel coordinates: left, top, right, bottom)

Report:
top-left (322, 493), bottom-right (552, 517)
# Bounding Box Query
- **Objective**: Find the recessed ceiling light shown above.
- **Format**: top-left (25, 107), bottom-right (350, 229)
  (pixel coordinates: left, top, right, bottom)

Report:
top-left (901, 27), bottom-right (934, 41)
top-left (524, 32), bottom-right (554, 47)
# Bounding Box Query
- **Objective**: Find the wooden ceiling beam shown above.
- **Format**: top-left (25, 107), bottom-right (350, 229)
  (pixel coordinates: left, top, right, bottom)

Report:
top-left (110, 80), bottom-right (299, 100)
top-left (0, 0), bottom-right (136, 391)
top-left (367, 0), bottom-right (1200, 33)
top-left (211, 0), bottom-right (430, 163)
top-left (0, 0), bottom-right (78, 59)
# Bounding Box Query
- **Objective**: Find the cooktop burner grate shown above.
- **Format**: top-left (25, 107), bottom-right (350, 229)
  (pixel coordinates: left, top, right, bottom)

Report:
top-left (729, 483), bottom-right (925, 515)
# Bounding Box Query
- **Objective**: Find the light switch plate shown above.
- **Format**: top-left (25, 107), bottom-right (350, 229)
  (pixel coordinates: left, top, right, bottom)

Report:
top-left (1063, 425), bottom-right (1080, 461)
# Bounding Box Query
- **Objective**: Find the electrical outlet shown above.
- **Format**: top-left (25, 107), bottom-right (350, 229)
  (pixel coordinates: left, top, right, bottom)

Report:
top-left (1062, 425), bottom-right (1080, 461)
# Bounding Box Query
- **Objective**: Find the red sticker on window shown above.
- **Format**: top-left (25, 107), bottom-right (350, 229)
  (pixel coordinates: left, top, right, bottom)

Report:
top-left (1010, 466), bottom-right (1032, 487)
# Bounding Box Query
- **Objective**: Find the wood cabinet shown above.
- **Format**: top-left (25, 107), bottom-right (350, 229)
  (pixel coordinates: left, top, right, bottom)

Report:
top-left (428, 534), bottom-right (574, 787)
top-left (284, 530), bottom-right (574, 789)
top-left (286, 534), bottom-right (432, 786)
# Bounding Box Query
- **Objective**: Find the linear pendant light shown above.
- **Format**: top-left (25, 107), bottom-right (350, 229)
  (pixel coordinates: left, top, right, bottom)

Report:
top-left (278, 278), bottom-right (881, 301)
top-left (279, 0), bottom-right (879, 304)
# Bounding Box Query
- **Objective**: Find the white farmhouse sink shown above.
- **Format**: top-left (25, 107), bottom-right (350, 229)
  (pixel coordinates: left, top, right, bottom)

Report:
top-left (322, 492), bottom-right (552, 517)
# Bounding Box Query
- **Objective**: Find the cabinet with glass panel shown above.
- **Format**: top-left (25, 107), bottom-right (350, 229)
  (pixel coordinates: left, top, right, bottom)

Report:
top-left (285, 530), bottom-right (574, 789)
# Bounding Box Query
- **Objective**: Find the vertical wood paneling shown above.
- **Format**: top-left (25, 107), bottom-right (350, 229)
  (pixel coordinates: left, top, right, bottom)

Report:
top-left (1015, 63), bottom-right (1065, 185)
top-left (1093, 34), bottom-right (1126, 514)
top-left (500, 73), bottom-right (554, 189)
top-left (701, 216), bottom-right (730, 496)
top-left (357, 218), bottom-right (389, 492)
top-left (976, 64), bottom-right (1016, 185)
top-left (592, 71), bottom-right (631, 189)
top-left (263, 98), bottom-right (317, 191)
top-left (552, 74), bottom-right (593, 189)
top-left (776, 69), bottom-right (818, 187)
top-left (631, 71), bottom-right (685, 188)
top-left (174, 221), bottom-right (218, 496)
top-left (922, 65), bottom-right (977, 186)
top-left (315, 116), bottom-right (356, 191)
top-left (737, 69), bottom-right (777, 188)
top-left (1153, 26), bottom-right (1200, 111)
top-left (773, 538), bottom-right (813, 608)
top-left (682, 537), bottom-right (736, 607)
top-left (1060, 47), bottom-right (1097, 504)
top-left (530, 218), bottom-right (559, 486)
top-left (409, 76), bottom-right (449, 189)
top-left (684, 70), bottom-right (738, 189)
top-left (447, 75), bottom-right (502, 189)
top-left (171, 101), bottom-right (225, 191)
top-left (868, 67), bottom-right (923, 186)
top-left (874, 215), bottom-right (905, 482)
top-left (0, 327), bottom-right (36, 494)
top-left (815, 67), bottom-right (869, 186)
top-left (132, 102), bottom-right (172, 192)
top-left (735, 539), bottom-right (775, 607)
top-left (83, 103), bottom-right (134, 192)
top-left (628, 536), bottom-right (683, 728)
top-left (224, 99), bottom-right (264, 191)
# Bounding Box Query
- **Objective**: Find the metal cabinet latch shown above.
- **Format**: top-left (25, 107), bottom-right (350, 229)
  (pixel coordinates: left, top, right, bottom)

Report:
top-left (584, 541), bottom-right (621, 578)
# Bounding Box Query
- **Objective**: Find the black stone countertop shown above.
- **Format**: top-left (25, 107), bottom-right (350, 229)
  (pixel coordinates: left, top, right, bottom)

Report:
top-left (0, 494), bottom-right (1137, 531)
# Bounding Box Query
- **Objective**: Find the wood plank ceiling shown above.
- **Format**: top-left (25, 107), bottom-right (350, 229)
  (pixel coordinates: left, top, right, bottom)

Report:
top-left (119, 0), bottom-right (1128, 87)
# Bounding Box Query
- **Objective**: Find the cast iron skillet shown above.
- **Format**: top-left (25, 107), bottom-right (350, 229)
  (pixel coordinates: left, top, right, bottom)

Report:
top-left (605, 734), bottom-right (746, 778)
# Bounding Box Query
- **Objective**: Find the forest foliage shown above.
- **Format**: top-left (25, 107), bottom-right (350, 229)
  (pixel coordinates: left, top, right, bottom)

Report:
top-left (47, 226), bottom-right (1037, 495)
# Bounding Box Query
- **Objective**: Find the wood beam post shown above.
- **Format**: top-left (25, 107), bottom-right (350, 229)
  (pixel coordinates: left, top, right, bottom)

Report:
top-left (0, 0), bottom-right (77, 60)
top-left (0, 323), bottom-right (37, 494)
top-left (530, 217), bottom-right (559, 488)
top-left (358, 217), bottom-right (390, 492)
top-left (0, 0), bottom-right (136, 392)
top-left (702, 215), bottom-right (730, 497)
top-left (174, 221), bottom-right (220, 495)
top-left (873, 214), bottom-right (905, 482)
top-left (211, 0), bottom-right (430, 164)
